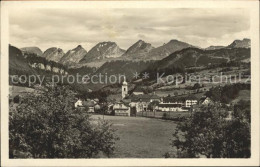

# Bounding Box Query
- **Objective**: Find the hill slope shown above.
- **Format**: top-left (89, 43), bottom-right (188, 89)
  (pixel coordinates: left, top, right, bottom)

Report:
top-left (205, 46), bottom-right (225, 50)
top-left (94, 60), bottom-right (155, 80)
top-left (145, 47), bottom-right (250, 71)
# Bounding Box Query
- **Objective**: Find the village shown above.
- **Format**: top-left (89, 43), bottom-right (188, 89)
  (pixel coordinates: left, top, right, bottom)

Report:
top-left (74, 76), bottom-right (215, 118)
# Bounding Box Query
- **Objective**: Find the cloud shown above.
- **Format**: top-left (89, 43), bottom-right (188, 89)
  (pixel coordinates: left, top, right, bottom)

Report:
top-left (9, 8), bottom-right (250, 52)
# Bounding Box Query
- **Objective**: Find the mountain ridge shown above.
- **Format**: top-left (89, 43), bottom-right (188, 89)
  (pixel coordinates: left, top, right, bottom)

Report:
top-left (147, 39), bottom-right (196, 60)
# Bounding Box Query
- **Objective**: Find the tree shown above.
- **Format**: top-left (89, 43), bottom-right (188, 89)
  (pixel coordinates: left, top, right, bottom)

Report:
top-left (166, 102), bottom-right (250, 158)
top-left (192, 83), bottom-right (200, 90)
top-left (206, 83), bottom-right (250, 104)
top-left (9, 85), bottom-right (119, 158)
top-left (148, 101), bottom-right (160, 111)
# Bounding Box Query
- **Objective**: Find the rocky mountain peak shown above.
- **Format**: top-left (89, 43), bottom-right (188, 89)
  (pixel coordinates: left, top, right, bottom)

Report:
top-left (122, 40), bottom-right (154, 58)
top-left (42, 47), bottom-right (65, 62)
top-left (147, 39), bottom-right (195, 60)
top-left (20, 47), bottom-right (43, 56)
top-left (75, 45), bottom-right (83, 49)
top-left (79, 41), bottom-right (125, 63)
top-left (169, 39), bottom-right (179, 43)
top-left (227, 38), bottom-right (251, 48)
top-left (60, 45), bottom-right (87, 66)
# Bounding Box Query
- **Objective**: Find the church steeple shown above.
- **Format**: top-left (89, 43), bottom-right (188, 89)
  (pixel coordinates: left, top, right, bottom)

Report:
top-left (122, 76), bottom-right (128, 99)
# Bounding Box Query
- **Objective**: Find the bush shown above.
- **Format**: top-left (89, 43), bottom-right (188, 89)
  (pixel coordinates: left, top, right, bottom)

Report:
top-left (9, 85), bottom-right (119, 158)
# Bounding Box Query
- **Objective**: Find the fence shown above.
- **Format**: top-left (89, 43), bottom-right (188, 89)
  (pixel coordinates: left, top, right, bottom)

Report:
top-left (136, 111), bottom-right (191, 121)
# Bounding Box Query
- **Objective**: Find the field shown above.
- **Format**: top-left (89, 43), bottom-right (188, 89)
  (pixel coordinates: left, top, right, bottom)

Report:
top-left (232, 89), bottom-right (250, 104)
top-left (91, 115), bottom-right (178, 158)
top-left (9, 85), bottom-right (35, 98)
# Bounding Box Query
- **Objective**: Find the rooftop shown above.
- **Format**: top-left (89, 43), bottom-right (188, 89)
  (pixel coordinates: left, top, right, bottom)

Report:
top-left (127, 93), bottom-right (161, 102)
top-left (158, 103), bottom-right (182, 108)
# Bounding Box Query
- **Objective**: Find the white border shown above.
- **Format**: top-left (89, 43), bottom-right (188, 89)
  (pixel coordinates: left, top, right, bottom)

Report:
top-left (1, 1), bottom-right (259, 166)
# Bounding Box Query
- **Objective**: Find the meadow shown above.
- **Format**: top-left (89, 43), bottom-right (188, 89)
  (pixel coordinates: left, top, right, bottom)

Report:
top-left (91, 115), bottom-right (178, 158)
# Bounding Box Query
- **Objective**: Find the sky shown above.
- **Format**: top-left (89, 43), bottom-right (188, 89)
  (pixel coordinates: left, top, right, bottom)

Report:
top-left (9, 8), bottom-right (250, 52)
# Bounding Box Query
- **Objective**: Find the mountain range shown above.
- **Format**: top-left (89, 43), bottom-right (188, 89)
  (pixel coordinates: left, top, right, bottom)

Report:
top-left (10, 38), bottom-right (251, 91)
top-left (17, 38), bottom-right (251, 68)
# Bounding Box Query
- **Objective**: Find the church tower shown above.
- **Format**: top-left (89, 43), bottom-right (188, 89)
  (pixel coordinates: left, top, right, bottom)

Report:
top-left (122, 76), bottom-right (128, 99)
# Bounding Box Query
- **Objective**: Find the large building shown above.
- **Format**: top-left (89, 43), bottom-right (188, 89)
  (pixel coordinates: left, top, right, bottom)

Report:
top-left (113, 102), bottom-right (130, 116)
top-left (127, 93), bottom-right (161, 112)
top-left (122, 77), bottom-right (128, 99)
top-left (74, 99), bottom-right (97, 113)
top-left (132, 87), bottom-right (144, 95)
top-left (156, 103), bottom-right (183, 112)
top-left (185, 95), bottom-right (198, 108)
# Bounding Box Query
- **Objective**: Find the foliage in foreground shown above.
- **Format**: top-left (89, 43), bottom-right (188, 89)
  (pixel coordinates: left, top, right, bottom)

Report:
top-left (9, 86), bottom-right (119, 158)
top-left (166, 101), bottom-right (250, 158)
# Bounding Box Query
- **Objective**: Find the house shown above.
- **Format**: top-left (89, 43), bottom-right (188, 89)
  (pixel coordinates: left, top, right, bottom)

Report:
top-left (52, 67), bottom-right (60, 73)
top-left (162, 96), bottom-right (184, 104)
top-left (113, 102), bottom-right (130, 116)
top-left (156, 103), bottom-right (182, 112)
top-left (83, 100), bottom-right (95, 113)
top-left (38, 63), bottom-right (45, 70)
top-left (60, 68), bottom-right (65, 74)
top-left (127, 94), bottom-right (161, 112)
top-left (185, 95), bottom-right (198, 108)
top-left (132, 87), bottom-right (144, 95)
top-left (200, 97), bottom-right (213, 105)
top-left (75, 99), bottom-right (83, 108)
top-left (74, 99), bottom-right (96, 113)
top-left (30, 63), bottom-right (37, 68)
top-left (46, 64), bottom-right (52, 71)
top-left (93, 98), bottom-right (99, 104)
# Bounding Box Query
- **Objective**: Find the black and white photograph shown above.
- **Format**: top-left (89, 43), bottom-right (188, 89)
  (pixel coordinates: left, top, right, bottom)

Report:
top-left (1, 0), bottom-right (260, 166)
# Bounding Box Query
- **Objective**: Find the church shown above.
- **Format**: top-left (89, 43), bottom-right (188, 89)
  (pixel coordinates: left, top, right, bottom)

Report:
top-left (121, 76), bottom-right (128, 99)
top-left (119, 77), bottom-right (161, 113)
top-left (112, 77), bottom-right (131, 116)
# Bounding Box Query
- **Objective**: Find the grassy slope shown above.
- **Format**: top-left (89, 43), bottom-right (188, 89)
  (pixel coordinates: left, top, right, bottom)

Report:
top-left (152, 47), bottom-right (250, 70)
